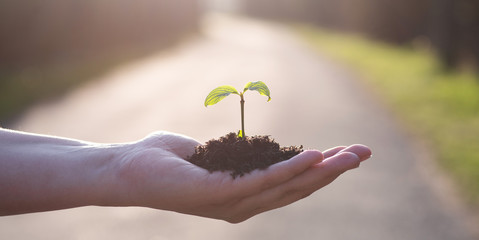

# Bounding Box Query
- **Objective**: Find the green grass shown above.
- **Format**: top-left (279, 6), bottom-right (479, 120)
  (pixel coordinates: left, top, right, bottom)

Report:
top-left (297, 26), bottom-right (479, 204)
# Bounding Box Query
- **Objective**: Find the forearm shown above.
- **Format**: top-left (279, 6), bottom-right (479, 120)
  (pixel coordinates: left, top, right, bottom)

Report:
top-left (0, 129), bottom-right (122, 215)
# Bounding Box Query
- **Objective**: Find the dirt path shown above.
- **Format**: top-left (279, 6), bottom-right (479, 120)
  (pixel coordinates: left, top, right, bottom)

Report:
top-left (1, 14), bottom-right (477, 240)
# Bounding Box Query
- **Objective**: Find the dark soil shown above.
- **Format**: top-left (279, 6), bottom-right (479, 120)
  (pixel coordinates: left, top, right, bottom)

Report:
top-left (186, 132), bottom-right (303, 178)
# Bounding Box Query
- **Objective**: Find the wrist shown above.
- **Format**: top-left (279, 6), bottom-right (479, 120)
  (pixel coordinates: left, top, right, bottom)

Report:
top-left (80, 143), bottom-right (132, 208)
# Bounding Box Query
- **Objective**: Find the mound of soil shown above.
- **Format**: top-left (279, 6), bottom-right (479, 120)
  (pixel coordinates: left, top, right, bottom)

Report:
top-left (187, 132), bottom-right (303, 178)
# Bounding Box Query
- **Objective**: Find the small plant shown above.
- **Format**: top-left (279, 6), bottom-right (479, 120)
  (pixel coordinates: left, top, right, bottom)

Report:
top-left (188, 81), bottom-right (301, 178)
top-left (204, 81), bottom-right (271, 139)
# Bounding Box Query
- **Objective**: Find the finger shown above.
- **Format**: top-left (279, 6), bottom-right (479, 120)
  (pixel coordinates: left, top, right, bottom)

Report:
top-left (212, 145), bottom-right (371, 223)
top-left (322, 146), bottom-right (347, 158)
top-left (228, 152), bottom-right (361, 221)
top-left (224, 150), bottom-right (324, 200)
top-left (337, 144), bottom-right (372, 162)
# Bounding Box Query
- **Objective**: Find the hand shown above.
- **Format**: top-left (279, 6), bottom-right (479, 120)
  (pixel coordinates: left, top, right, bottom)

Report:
top-left (114, 131), bottom-right (372, 223)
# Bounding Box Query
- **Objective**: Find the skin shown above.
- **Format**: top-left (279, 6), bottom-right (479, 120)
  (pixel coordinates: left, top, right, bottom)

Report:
top-left (0, 128), bottom-right (371, 223)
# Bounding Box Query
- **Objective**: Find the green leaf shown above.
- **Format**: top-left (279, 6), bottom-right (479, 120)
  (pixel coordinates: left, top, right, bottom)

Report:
top-left (243, 81), bottom-right (271, 102)
top-left (204, 85), bottom-right (239, 107)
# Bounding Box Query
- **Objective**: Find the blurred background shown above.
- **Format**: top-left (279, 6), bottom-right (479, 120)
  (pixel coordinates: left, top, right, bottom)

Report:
top-left (1, 0), bottom-right (478, 122)
top-left (0, 0), bottom-right (201, 123)
top-left (242, 0), bottom-right (479, 69)
top-left (1, 0), bottom-right (478, 239)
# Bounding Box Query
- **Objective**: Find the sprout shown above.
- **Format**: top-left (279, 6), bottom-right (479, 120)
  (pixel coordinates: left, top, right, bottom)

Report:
top-left (204, 81), bottom-right (271, 139)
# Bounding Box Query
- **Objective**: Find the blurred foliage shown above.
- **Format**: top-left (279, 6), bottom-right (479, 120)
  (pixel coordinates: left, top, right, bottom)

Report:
top-left (241, 0), bottom-right (479, 70)
top-left (0, 0), bottom-right (201, 69)
top-left (298, 25), bottom-right (479, 204)
top-left (0, 0), bottom-right (202, 123)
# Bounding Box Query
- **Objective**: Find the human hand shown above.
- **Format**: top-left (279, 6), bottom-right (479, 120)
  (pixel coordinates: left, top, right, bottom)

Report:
top-left (113, 131), bottom-right (372, 223)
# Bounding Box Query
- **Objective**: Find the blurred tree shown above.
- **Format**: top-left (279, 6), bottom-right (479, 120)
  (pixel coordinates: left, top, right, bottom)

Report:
top-left (240, 0), bottom-right (479, 71)
top-left (0, 0), bottom-right (202, 122)
top-left (428, 0), bottom-right (459, 69)
top-left (0, 0), bottom-right (201, 70)
top-left (427, 0), bottom-right (479, 69)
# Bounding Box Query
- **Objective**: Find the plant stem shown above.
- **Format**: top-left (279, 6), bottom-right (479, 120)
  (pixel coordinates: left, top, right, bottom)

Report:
top-left (240, 94), bottom-right (245, 139)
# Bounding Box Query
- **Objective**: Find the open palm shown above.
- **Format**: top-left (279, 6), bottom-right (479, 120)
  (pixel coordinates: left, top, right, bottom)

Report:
top-left (117, 131), bottom-right (371, 223)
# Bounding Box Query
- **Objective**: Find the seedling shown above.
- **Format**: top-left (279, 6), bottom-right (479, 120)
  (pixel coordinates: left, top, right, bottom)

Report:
top-left (189, 81), bottom-right (301, 178)
top-left (204, 81), bottom-right (271, 139)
